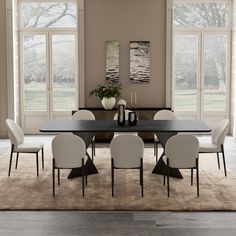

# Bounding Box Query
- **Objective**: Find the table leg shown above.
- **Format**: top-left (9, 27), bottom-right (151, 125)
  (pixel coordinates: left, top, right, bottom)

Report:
top-left (67, 152), bottom-right (98, 179)
top-left (152, 152), bottom-right (183, 178)
top-left (152, 131), bottom-right (183, 179)
top-left (68, 132), bottom-right (98, 179)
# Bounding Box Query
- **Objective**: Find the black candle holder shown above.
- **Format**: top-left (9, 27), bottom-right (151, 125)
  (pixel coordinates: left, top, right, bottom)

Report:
top-left (117, 104), bottom-right (125, 126)
top-left (128, 111), bottom-right (137, 126)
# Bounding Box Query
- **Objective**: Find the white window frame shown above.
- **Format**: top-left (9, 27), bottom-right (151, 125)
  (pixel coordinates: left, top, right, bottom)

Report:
top-left (167, 0), bottom-right (232, 128)
top-left (18, 0), bottom-right (84, 132)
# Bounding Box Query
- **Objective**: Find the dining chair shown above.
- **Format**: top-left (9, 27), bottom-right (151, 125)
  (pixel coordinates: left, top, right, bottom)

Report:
top-left (5, 119), bottom-right (44, 177)
top-left (113, 110), bottom-right (138, 137)
top-left (153, 110), bottom-right (177, 162)
top-left (163, 134), bottom-right (199, 197)
top-left (52, 134), bottom-right (88, 197)
top-left (110, 134), bottom-right (144, 197)
top-left (72, 110), bottom-right (96, 161)
top-left (198, 119), bottom-right (229, 177)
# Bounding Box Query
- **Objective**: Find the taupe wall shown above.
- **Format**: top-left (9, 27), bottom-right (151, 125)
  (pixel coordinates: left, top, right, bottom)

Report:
top-left (0, 0), bottom-right (8, 138)
top-left (85, 0), bottom-right (166, 108)
top-left (0, 0), bottom-right (166, 137)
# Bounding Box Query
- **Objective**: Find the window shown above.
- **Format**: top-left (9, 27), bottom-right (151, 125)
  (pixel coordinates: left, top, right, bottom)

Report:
top-left (172, 0), bottom-right (231, 127)
top-left (19, 0), bottom-right (84, 133)
top-left (21, 2), bottom-right (77, 28)
top-left (174, 2), bottom-right (230, 27)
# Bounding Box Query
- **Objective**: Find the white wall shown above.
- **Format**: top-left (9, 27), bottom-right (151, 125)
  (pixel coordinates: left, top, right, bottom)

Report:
top-left (85, 0), bottom-right (166, 108)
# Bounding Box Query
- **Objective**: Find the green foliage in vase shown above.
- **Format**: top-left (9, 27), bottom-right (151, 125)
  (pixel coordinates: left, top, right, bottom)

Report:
top-left (89, 84), bottom-right (122, 99)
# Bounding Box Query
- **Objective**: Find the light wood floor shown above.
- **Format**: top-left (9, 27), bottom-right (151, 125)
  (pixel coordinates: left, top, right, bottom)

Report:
top-left (0, 135), bottom-right (236, 236)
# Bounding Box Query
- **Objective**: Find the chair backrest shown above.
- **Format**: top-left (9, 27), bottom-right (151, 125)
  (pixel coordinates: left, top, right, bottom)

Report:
top-left (154, 110), bottom-right (177, 120)
top-left (72, 110), bottom-right (95, 120)
top-left (113, 110), bottom-right (133, 120)
top-left (52, 134), bottom-right (86, 168)
top-left (211, 119), bottom-right (229, 147)
top-left (110, 134), bottom-right (144, 168)
top-left (5, 119), bottom-right (24, 147)
top-left (165, 134), bottom-right (199, 168)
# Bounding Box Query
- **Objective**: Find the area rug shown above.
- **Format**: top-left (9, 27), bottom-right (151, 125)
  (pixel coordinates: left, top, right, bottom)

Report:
top-left (0, 147), bottom-right (9, 155)
top-left (0, 146), bottom-right (235, 210)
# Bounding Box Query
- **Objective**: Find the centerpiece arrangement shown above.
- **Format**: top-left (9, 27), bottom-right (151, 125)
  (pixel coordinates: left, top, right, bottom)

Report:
top-left (89, 84), bottom-right (122, 109)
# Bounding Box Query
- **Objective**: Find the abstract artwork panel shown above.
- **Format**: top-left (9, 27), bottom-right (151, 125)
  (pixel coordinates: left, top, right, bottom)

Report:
top-left (130, 41), bottom-right (150, 83)
top-left (105, 41), bottom-right (119, 83)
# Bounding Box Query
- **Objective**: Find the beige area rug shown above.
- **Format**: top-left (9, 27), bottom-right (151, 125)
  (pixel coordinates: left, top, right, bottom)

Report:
top-left (0, 146), bottom-right (235, 210)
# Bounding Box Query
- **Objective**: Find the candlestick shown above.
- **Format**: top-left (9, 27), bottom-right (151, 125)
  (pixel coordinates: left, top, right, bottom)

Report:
top-left (134, 92), bottom-right (137, 104)
top-left (131, 91), bottom-right (133, 105)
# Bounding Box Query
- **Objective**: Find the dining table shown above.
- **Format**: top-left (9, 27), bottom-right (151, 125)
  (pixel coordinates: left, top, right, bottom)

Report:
top-left (40, 119), bottom-right (211, 179)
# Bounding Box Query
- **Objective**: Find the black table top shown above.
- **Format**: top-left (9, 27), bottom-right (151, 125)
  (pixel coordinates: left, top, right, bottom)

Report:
top-left (39, 120), bottom-right (211, 133)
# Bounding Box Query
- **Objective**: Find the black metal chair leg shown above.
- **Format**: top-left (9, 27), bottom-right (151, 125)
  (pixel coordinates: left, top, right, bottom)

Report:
top-left (15, 153), bottom-right (19, 169)
top-left (154, 141), bottom-right (158, 163)
top-left (42, 148), bottom-right (44, 170)
top-left (141, 158), bottom-right (144, 197)
top-left (93, 138), bottom-right (96, 156)
top-left (52, 159), bottom-right (55, 197)
top-left (167, 159), bottom-right (170, 197)
top-left (82, 158), bottom-right (85, 197)
top-left (8, 145), bottom-right (14, 177)
top-left (58, 169), bottom-right (60, 186)
top-left (217, 152), bottom-right (220, 169)
top-left (221, 145), bottom-right (227, 177)
top-left (91, 142), bottom-right (94, 162)
top-left (36, 153), bottom-right (39, 177)
top-left (85, 159), bottom-right (88, 186)
top-left (154, 141), bottom-right (156, 156)
top-left (156, 142), bottom-right (158, 162)
top-left (191, 169), bottom-right (193, 186)
top-left (111, 158), bottom-right (114, 197)
top-left (196, 159), bottom-right (199, 197)
top-left (163, 164), bottom-right (166, 186)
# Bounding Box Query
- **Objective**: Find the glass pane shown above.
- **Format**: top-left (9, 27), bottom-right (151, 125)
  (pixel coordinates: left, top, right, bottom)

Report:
top-left (24, 35), bottom-right (46, 111)
top-left (203, 35), bottom-right (227, 111)
top-left (174, 2), bottom-right (230, 27)
top-left (52, 35), bottom-right (76, 111)
top-left (174, 35), bottom-right (198, 112)
top-left (21, 2), bottom-right (76, 28)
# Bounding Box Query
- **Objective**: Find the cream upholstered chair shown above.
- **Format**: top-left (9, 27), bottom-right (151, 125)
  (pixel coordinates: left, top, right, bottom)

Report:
top-left (52, 134), bottom-right (88, 197)
top-left (199, 119), bottom-right (229, 177)
top-left (72, 110), bottom-right (96, 161)
top-left (110, 134), bottom-right (144, 197)
top-left (153, 110), bottom-right (177, 162)
top-left (5, 119), bottom-right (44, 177)
top-left (163, 134), bottom-right (199, 197)
top-left (113, 110), bottom-right (138, 137)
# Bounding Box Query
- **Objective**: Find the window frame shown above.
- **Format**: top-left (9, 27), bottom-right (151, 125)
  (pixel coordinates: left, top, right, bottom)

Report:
top-left (166, 0), bottom-right (232, 129)
top-left (18, 0), bottom-right (84, 132)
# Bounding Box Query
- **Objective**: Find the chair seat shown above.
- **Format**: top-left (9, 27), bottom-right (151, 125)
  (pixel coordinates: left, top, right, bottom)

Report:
top-left (199, 141), bottom-right (219, 153)
top-left (113, 132), bottom-right (138, 138)
top-left (15, 143), bottom-right (43, 153)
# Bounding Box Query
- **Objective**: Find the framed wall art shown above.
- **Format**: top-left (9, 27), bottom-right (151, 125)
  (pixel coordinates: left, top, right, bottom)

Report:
top-left (105, 41), bottom-right (119, 83)
top-left (130, 41), bottom-right (150, 83)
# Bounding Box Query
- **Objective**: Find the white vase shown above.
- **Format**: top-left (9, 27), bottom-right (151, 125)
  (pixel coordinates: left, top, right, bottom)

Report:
top-left (101, 97), bottom-right (116, 110)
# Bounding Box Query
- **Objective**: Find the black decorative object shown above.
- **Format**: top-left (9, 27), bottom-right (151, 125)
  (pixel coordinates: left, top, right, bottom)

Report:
top-left (117, 104), bottom-right (125, 126)
top-left (128, 112), bottom-right (137, 126)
